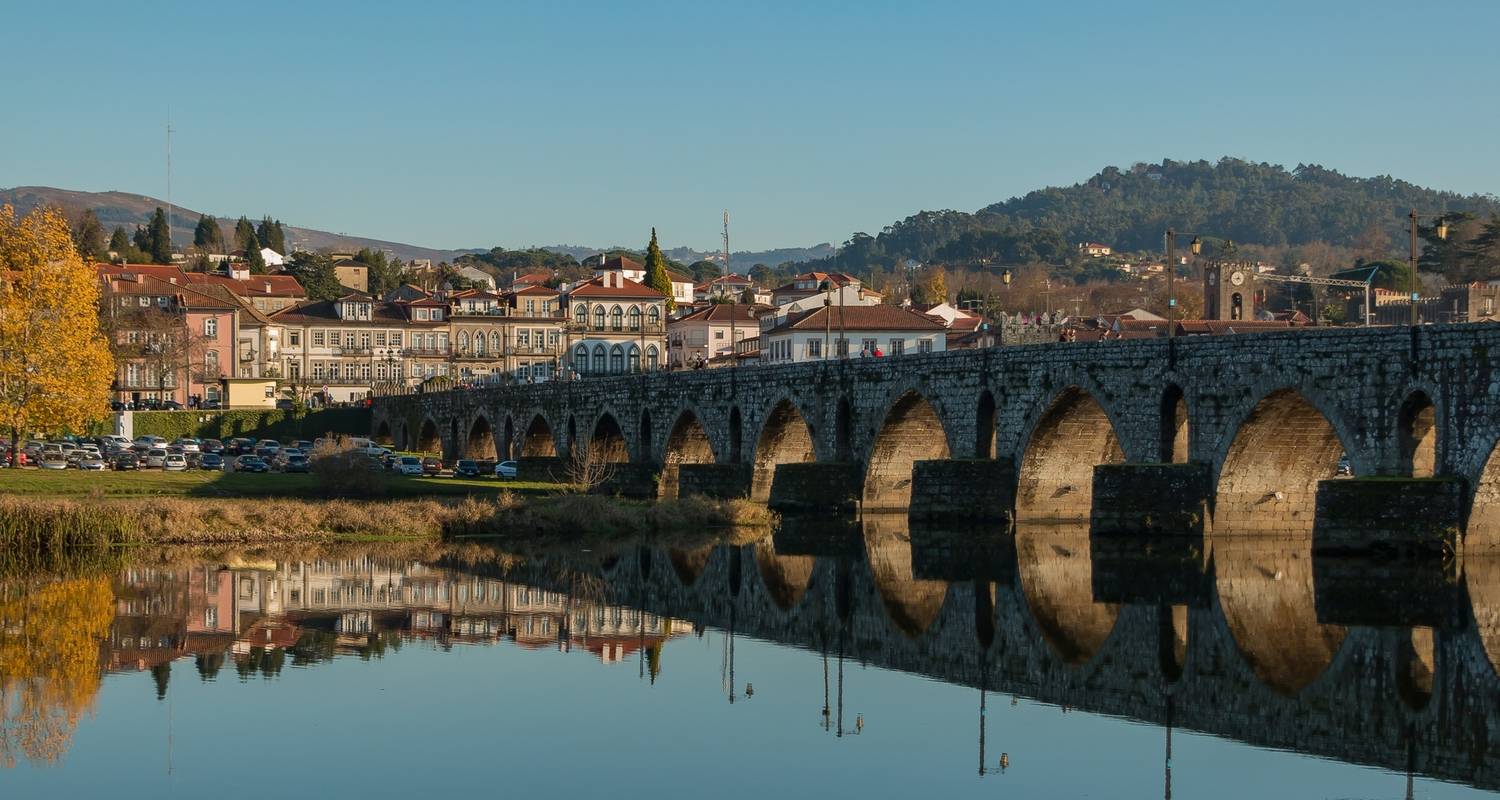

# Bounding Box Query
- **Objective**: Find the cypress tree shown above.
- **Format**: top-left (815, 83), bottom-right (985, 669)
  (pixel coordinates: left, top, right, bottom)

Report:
top-left (233, 216), bottom-right (257, 254)
top-left (108, 225), bottom-right (130, 254)
top-left (257, 216), bottom-right (286, 254)
top-left (146, 207), bottom-right (173, 264)
top-left (71, 210), bottom-right (106, 261)
top-left (643, 228), bottom-right (674, 312)
top-left (245, 231), bottom-right (267, 273)
top-left (194, 214), bottom-right (224, 252)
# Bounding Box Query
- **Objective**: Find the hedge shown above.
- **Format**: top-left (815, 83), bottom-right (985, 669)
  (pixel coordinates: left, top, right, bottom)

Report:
top-left (131, 408), bottom-right (372, 443)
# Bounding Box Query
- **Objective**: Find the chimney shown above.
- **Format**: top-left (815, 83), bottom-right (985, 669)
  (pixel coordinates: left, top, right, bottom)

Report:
top-left (264, 282), bottom-right (272, 294)
top-left (599, 253), bottom-right (606, 267)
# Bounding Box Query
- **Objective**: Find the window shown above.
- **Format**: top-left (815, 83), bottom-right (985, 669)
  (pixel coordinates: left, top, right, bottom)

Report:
top-left (489, 332), bottom-right (502, 354)
top-left (287, 361), bottom-right (301, 379)
top-left (313, 330), bottom-right (325, 346)
top-left (313, 362), bottom-right (325, 379)
top-left (360, 333), bottom-right (371, 350)
top-left (525, 299), bottom-right (535, 314)
top-left (431, 309), bottom-right (443, 321)
top-left (374, 332), bottom-right (386, 346)
top-left (890, 339), bottom-right (905, 355)
top-left (574, 345), bottom-right (589, 374)
top-left (575, 304), bottom-right (588, 325)
top-left (204, 317), bottom-right (217, 337)
top-left (361, 364), bottom-right (371, 381)
top-left (458, 331), bottom-right (470, 352)
top-left (204, 350), bottom-right (219, 375)
top-left (592, 345), bottom-right (606, 374)
top-left (344, 332), bottom-right (356, 349)
top-left (517, 329), bottom-right (531, 348)
top-left (594, 306), bottom-right (605, 330)
top-left (415, 308), bottom-right (428, 321)
top-left (714, 329), bottom-right (724, 339)
top-left (628, 306), bottom-right (642, 331)
top-left (836, 338), bottom-right (849, 357)
top-left (610, 306), bottom-right (623, 331)
top-left (646, 345), bottom-right (659, 370)
top-left (609, 345), bottom-right (625, 374)
top-left (473, 332), bottom-right (486, 355)
top-left (289, 330), bottom-right (300, 347)
top-left (392, 332), bottom-right (404, 347)
top-left (547, 330), bottom-right (560, 347)
top-left (647, 306), bottom-right (660, 328)
top-left (918, 339), bottom-right (934, 353)
top-left (627, 345), bottom-right (640, 373)
top-left (807, 339), bottom-right (822, 359)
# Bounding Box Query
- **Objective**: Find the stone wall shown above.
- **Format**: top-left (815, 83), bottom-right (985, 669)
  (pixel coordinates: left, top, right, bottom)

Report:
top-left (1314, 477), bottom-right (1465, 557)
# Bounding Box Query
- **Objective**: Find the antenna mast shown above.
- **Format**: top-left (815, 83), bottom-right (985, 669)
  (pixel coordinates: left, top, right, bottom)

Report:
top-left (166, 114), bottom-right (175, 253)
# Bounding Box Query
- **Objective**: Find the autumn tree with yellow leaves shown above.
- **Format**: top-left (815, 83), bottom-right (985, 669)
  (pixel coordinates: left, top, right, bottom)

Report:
top-left (0, 205), bottom-right (114, 465)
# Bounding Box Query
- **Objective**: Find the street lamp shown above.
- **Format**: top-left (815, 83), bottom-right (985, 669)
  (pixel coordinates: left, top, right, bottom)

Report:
top-left (1164, 230), bottom-right (1204, 339)
top-left (1408, 210), bottom-right (1450, 326)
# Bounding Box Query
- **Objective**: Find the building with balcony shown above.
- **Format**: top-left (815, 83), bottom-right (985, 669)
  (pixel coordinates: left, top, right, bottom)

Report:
top-left (565, 272), bottom-right (668, 376)
top-left (667, 303), bottom-right (760, 368)
top-left (759, 304), bottom-right (947, 363)
top-left (99, 272), bottom-right (241, 407)
top-left (448, 287), bottom-right (568, 382)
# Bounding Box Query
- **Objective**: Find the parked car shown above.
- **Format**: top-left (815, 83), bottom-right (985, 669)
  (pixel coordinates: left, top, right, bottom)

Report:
top-left (112, 452), bottom-right (139, 471)
top-left (161, 400), bottom-right (184, 410)
top-left (452, 459), bottom-right (480, 478)
top-left (173, 438), bottom-right (201, 453)
top-left (200, 399), bottom-right (222, 410)
top-left (134, 435), bottom-right (166, 448)
top-left (144, 448), bottom-right (168, 469)
top-left (76, 454), bottom-right (107, 471)
top-left (395, 456), bottom-right (424, 476)
top-left (201, 439), bottom-right (225, 454)
top-left (293, 440), bottom-right (314, 452)
top-left (38, 453), bottom-right (69, 470)
top-left (256, 439), bottom-right (282, 452)
top-left (275, 398), bottom-right (296, 411)
top-left (281, 454), bottom-right (311, 474)
top-left (227, 438), bottom-right (255, 455)
top-left (234, 455), bottom-right (269, 473)
top-left (199, 452), bottom-right (226, 471)
top-left (163, 454), bottom-right (188, 472)
top-left (494, 460), bottom-right (518, 479)
top-left (421, 456), bottom-right (443, 476)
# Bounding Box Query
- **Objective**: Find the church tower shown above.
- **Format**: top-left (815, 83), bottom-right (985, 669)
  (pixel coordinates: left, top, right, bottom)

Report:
top-left (1204, 263), bottom-right (1254, 321)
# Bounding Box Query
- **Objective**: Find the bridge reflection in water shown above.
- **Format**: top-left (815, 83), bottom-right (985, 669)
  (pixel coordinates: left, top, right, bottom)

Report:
top-left (69, 512), bottom-right (1500, 792)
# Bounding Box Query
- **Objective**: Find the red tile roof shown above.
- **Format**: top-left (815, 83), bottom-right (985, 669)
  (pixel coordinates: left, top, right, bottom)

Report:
top-left (671, 304), bottom-right (759, 325)
top-left (767, 305), bottom-right (945, 333)
top-left (567, 275), bottom-right (665, 299)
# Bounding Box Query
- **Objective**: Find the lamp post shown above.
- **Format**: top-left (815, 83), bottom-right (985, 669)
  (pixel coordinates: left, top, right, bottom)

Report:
top-left (821, 280), bottom-right (832, 361)
top-left (1408, 210), bottom-right (1450, 326)
top-left (1164, 230), bottom-right (1203, 339)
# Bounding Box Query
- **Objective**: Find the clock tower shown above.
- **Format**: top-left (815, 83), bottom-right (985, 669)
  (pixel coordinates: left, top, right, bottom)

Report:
top-left (1204, 264), bottom-right (1254, 321)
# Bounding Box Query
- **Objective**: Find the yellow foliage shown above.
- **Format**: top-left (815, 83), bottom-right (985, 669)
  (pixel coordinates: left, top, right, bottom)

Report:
top-left (0, 205), bottom-right (114, 440)
top-left (0, 576), bottom-right (114, 766)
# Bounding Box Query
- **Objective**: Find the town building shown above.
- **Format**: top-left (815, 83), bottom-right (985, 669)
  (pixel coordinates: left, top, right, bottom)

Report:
top-left (759, 305), bottom-right (947, 363)
top-left (667, 303), bottom-right (760, 368)
top-left (1078, 242), bottom-right (1113, 257)
top-left (332, 258), bottom-right (369, 293)
top-left (592, 254), bottom-right (695, 308)
top-left (565, 271), bottom-right (668, 376)
top-left (99, 272), bottom-right (241, 407)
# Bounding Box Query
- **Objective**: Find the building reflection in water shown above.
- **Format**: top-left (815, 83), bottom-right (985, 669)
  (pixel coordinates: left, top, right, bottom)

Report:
top-left (5, 507), bottom-right (1500, 796)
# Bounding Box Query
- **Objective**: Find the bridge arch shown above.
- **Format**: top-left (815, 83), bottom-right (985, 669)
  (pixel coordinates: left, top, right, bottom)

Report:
top-left (590, 412), bottom-right (629, 463)
top-left (1160, 605), bottom-right (1188, 682)
top-left (864, 518), bottom-right (949, 638)
top-left (465, 414), bottom-right (497, 460)
top-left (669, 547), bottom-right (712, 587)
top-left (1398, 390), bottom-right (1437, 478)
top-left (660, 408), bottom-right (717, 499)
top-left (751, 398), bottom-right (817, 502)
top-left (1160, 384), bottom-right (1188, 463)
top-left (520, 414), bottom-right (556, 457)
top-left (501, 416), bottom-right (515, 461)
top-left (416, 417), bottom-right (441, 456)
top-left (1212, 388), bottom-right (1348, 535)
top-left (374, 419), bottom-right (393, 446)
top-left (1016, 387), bottom-right (1124, 521)
top-left (863, 390), bottom-right (951, 511)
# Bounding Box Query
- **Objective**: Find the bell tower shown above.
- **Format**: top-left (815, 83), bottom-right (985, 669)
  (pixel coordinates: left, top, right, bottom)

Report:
top-left (1204, 263), bottom-right (1254, 321)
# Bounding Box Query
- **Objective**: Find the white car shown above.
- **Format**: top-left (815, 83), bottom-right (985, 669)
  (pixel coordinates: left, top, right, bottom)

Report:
top-left (163, 454), bottom-right (188, 471)
top-left (494, 460), bottom-right (518, 479)
top-left (396, 456), bottom-right (424, 476)
top-left (173, 438), bottom-right (201, 453)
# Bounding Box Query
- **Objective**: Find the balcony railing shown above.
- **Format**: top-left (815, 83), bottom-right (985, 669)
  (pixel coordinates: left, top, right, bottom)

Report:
top-left (502, 343), bottom-right (565, 356)
top-left (402, 347), bottom-right (453, 358)
top-left (566, 321), bottom-right (666, 335)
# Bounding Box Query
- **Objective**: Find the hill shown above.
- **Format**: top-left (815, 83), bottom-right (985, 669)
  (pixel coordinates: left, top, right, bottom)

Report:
top-left (0, 186), bottom-right (465, 264)
top-left (795, 158), bottom-right (1500, 274)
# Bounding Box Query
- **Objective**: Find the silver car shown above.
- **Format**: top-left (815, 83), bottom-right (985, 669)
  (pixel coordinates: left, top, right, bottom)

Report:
top-left (144, 448), bottom-right (168, 469)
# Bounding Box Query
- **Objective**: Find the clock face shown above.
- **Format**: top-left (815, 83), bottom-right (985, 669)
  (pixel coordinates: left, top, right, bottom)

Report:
top-left (1230, 270), bottom-right (1246, 286)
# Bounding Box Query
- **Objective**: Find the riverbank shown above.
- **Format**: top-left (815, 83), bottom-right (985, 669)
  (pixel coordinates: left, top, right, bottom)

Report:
top-left (0, 469), bottom-right (559, 499)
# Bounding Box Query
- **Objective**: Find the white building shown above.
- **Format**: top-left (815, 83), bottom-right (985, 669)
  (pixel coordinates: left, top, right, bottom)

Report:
top-left (759, 305), bottom-right (946, 363)
top-left (565, 272), bottom-right (668, 376)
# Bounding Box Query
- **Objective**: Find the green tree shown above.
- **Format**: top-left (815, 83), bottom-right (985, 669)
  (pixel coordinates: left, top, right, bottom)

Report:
top-left (108, 226), bottom-right (129, 254)
top-left (245, 233), bottom-right (267, 273)
top-left (355, 248), bottom-right (407, 297)
top-left (70, 210), bottom-right (106, 262)
top-left (286, 251), bottom-right (343, 300)
top-left (643, 228), bottom-right (674, 311)
top-left (193, 214), bottom-right (224, 253)
top-left (145, 207), bottom-right (172, 264)
top-left (687, 259), bottom-right (720, 282)
top-left (233, 217), bottom-right (257, 254)
top-left (256, 216), bottom-right (286, 254)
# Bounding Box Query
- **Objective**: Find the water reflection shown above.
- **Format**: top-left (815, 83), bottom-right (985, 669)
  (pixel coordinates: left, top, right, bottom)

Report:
top-left (4, 516), bottom-right (1500, 794)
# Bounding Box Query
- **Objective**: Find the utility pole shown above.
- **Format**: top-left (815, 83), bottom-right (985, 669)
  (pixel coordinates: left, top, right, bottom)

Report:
top-left (724, 210), bottom-right (736, 369)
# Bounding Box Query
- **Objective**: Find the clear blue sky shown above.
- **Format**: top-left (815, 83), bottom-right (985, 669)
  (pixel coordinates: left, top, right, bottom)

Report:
top-left (4, 0), bottom-right (1498, 252)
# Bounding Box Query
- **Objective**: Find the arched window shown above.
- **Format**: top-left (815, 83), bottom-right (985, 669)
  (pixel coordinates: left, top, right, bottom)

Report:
top-left (628, 306), bottom-right (642, 331)
top-left (592, 306), bottom-right (605, 330)
top-left (574, 345), bottom-right (589, 374)
top-left (646, 305), bottom-right (661, 329)
top-left (458, 331), bottom-right (470, 353)
top-left (575, 304), bottom-right (588, 325)
top-left (473, 333), bottom-right (486, 355)
top-left (610, 345), bottom-right (625, 374)
top-left (592, 344), bottom-right (607, 374)
top-left (610, 306), bottom-right (624, 331)
top-left (646, 345), bottom-right (659, 370)
top-left (627, 345), bottom-right (641, 373)
top-left (490, 332), bottom-right (502, 354)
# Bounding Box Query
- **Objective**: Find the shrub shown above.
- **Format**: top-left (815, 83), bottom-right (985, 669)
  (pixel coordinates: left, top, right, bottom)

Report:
top-left (310, 436), bottom-right (384, 498)
top-left (132, 408), bottom-right (371, 442)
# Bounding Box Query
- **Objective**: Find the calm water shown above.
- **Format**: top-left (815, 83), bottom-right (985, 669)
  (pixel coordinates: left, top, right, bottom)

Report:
top-left (2, 518), bottom-right (1497, 798)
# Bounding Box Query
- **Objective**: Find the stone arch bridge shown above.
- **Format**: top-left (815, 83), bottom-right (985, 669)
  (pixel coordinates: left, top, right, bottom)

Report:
top-left (372, 325), bottom-right (1500, 549)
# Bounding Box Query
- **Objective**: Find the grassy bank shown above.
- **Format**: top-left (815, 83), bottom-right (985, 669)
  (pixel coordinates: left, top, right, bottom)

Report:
top-left (0, 469), bottom-right (559, 498)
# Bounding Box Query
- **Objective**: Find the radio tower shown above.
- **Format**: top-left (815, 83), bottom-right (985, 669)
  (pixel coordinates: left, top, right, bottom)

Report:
top-left (724, 210), bottom-right (736, 368)
top-left (165, 114), bottom-right (175, 253)
top-left (721, 210), bottom-right (730, 273)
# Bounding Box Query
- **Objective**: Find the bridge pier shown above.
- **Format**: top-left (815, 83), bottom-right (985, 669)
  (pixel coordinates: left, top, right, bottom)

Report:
top-left (1313, 477), bottom-right (1465, 558)
top-left (516, 456), bottom-right (566, 482)
top-left (675, 463), bottom-right (752, 500)
top-left (907, 459), bottom-right (1016, 522)
top-left (597, 463), bottom-right (661, 499)
top-left (768, 462), bottom-right (861, 515)
top-left (1090, 534), bottom-right (1209, 606)
top-left (1090, 463), bottom-right (1212, 537)
top-left (1313, 555), bottom-right (1460, 627)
